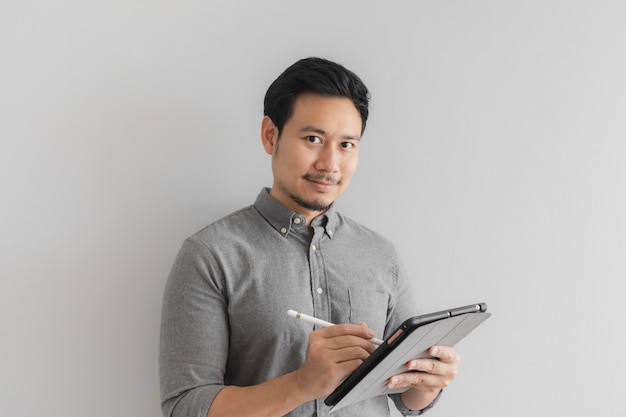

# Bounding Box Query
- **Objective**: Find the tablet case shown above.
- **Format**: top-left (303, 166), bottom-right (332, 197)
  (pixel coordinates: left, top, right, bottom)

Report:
top-left (325, 303), bottom-right (491, 412)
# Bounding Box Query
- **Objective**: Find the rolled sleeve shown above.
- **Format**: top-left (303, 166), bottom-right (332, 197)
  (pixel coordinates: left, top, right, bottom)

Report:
top-left (389, 390), bottom-right (443, 416)
top-left (159, 237), bottom-right (229, 417)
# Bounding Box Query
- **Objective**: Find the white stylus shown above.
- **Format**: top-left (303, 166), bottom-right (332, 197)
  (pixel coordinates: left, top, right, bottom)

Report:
top-left (287, 309), bottom-right (384, 345)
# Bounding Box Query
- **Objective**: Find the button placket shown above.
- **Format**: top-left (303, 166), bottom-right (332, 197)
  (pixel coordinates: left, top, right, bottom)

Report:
top-left (309, 233), bottom-right (328, 324)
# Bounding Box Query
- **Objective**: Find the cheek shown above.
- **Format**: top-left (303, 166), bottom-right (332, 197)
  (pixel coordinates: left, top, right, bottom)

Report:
top-left (274, 149), bottom-right (312, 181)
top-left (342, 156), bottom-right (358, 179)
top-left (287, 151), bottom-right (316, 173)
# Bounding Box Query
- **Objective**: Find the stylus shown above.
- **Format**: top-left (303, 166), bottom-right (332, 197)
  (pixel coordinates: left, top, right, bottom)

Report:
top-left (287, 310), bottom-right (384, 345)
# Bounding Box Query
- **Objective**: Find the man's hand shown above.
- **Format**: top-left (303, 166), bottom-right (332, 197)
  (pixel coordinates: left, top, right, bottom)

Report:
top-left (294, 323), bottom-right (377, 400)
top-left (206, 323), bottom-right (376, 417)
top-left (388, 345), bottom-right (460, 410)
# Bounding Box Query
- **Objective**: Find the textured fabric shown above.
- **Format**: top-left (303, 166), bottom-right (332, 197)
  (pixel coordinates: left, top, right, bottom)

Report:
top-left (160, 188), bottom-right (427, 417)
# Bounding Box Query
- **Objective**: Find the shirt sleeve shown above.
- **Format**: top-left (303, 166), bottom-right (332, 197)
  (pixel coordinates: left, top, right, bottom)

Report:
top-left (389, 390), bottom-right (443, 416)
top-left (384, 246), bottom-right (419, 339)
top-left (159, 236), bottom-right (229, 417)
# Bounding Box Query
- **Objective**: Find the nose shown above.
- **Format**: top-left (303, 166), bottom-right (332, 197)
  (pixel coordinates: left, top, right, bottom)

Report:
top-left (315, 144), bottom-right (340, 173)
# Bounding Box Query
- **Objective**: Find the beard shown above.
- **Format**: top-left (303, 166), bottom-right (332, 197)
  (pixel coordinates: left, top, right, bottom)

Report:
top-left (289, 194), bottom-right (333, 212)
top-left (288, 173), bottom-right (341, 212)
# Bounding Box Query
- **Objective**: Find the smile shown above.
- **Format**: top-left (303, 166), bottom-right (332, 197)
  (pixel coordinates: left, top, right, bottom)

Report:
top-left (310, 181), bottom-right (334, 192)
top-left (304, 174), bottom-right (341, 192)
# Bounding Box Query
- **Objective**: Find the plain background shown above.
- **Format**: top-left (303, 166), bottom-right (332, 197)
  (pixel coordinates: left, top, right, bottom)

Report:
top-left (2, 1), bottom-right (625, 416)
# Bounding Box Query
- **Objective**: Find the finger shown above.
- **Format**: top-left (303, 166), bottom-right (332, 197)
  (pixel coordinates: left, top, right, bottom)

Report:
top-left (388, 371), bottom-right (449, 390)
top-left (324, 334), bottom-right (377, 354)
top-left (307, 332), bottom-right (376, 362)
top-left (333, 357), bottom-right (369, 380)
top-left (407, 358), bottom-right (441, 374)
top-left (329, 344), bottom-right (373, 363)
top-left (408, 354), bottom-right (459, 375)
top-left (428, 346), bottom-right (460, 363)
top-left (320, 323), bottom-right (376, 340)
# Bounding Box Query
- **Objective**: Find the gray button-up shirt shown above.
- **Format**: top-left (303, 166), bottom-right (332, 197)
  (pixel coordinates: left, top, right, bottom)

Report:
top-left (160, 189), bottom-right (428, 417)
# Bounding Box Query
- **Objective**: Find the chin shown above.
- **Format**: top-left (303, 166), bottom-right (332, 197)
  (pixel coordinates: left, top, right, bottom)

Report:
top-left (292, 194), bottom-right (334, 212)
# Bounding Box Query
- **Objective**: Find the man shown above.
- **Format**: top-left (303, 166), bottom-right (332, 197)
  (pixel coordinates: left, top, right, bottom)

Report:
top-left (160, 57), bottom-right (460, 417)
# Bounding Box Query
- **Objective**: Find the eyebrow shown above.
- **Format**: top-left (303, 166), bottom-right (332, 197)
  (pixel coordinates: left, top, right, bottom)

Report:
top-left (299, 125), bottom-right (361, 141)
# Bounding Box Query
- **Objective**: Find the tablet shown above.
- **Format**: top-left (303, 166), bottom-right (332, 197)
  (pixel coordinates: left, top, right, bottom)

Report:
top-left (324, 302), bottom-right (490, 412)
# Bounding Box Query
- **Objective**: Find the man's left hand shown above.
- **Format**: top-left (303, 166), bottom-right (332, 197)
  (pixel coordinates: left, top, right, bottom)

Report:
top-left (387, 345), bottom-right (460, 393)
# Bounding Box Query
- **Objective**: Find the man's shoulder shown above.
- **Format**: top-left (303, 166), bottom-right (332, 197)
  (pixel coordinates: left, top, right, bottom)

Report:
top-left (190, 204), bottom-right (259, 244)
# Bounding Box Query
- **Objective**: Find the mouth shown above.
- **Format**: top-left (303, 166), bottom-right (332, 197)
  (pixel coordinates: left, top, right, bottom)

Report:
top-left (310, 181), bottom-right (334, 192)
top-left (304, 174), bottom-right (341, 192)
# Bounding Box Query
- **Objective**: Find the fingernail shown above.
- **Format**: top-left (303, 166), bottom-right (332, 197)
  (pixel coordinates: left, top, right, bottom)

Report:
top-left (431, 346), bottom-right (439, 355)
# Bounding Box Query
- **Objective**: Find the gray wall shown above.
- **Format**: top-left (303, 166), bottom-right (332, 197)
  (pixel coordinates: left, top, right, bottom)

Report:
top-left (2, 1), bottom-right (625, 416)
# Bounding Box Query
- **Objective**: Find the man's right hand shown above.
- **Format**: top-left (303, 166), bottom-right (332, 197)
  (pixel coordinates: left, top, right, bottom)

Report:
top-left (206, 323), bottom-right (377, 417)
top-left (294, 323), bottom-right (377, 399)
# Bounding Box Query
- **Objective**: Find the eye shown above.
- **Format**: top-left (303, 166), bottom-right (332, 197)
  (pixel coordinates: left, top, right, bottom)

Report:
top-left (340, 141), bottom-right (356, 150)
top-left (306, 135), bottom-right (322, 143)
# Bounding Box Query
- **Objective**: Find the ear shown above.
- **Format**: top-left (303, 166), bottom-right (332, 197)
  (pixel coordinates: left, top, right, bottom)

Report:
top-left (261, 116), bottom-right (279, 155)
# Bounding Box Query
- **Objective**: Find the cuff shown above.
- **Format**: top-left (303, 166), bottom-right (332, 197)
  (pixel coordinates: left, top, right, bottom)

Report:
top-left (389, 389), bottom-right (443, 416)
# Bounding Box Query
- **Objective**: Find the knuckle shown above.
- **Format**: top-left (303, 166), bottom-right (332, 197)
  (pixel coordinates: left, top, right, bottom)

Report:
top-left (308, 336), bottom-right (325, 354)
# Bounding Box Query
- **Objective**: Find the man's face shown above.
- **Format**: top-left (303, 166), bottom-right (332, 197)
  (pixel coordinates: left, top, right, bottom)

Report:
top-left (261, 93), bottom-right (362, 222)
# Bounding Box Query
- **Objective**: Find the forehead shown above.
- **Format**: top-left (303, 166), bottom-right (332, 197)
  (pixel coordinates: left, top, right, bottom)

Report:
top-left (287, 93), bottom-right (363, 135)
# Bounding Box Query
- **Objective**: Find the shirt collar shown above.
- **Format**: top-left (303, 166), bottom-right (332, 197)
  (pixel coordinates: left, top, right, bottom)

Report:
top-left (254, 188), bottom-right (337, 239)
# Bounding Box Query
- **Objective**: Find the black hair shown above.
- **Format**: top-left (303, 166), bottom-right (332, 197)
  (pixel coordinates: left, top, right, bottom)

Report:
top-left (263, 57), bottom-right (370, 135)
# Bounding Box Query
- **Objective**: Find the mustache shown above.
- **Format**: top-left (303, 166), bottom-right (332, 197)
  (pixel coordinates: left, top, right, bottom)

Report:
top-left (303, 173), bottom-right (341, 185)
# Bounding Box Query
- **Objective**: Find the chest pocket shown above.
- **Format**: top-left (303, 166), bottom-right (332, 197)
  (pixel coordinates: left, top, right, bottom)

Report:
top-left (330, 286), bottom-right (389, 340)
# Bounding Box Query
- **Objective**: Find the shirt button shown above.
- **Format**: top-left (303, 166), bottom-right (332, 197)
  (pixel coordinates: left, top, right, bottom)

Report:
top-left (293, 218), bottom-right (301, 224)
top-left (316, 287), bottom-right (323, 295)
top-left (280, 227), bottom-right (287, 234)
top-left (327, 229), bottom-right (333, 236)
top-left (311, 244), bottom-right (316, 251)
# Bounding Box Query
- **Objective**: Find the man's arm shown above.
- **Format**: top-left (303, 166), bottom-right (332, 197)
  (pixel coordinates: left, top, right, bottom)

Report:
top-left (388, 345), bottom-right (460, 411)
top-left (206, 324), bottom-right (377, 417)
